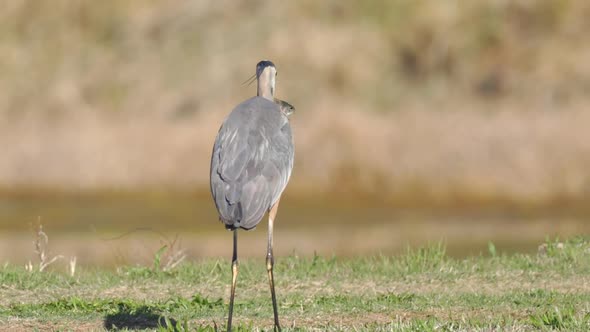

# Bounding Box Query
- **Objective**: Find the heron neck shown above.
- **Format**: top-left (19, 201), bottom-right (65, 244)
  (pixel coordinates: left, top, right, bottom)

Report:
top-left (257, 74), bottom-right (275, 100)
top-left (258, 88), bottom-right (274, 100)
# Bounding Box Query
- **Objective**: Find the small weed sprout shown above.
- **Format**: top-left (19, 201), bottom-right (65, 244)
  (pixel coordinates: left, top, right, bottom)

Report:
top-left (157, 316), bottom-right (189, 331)
top-left (26, 218), bottom-right (64, 272)
top-left (488, 241), bottom-right (497, 257)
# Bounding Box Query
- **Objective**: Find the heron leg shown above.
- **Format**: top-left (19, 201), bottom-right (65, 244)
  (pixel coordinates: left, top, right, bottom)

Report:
top-left (227, 229), bottom-right (238, 332)
top-left (267, 200), bottom-right (282, 331)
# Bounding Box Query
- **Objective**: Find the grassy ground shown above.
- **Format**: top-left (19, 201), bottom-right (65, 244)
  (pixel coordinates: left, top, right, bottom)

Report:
top-left (1, 238), bottom-right (589, 331)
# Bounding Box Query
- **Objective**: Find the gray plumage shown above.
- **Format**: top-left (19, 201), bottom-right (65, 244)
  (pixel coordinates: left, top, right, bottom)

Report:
top-left (210, 96), bottom-right (294, 230)
top-left (211, 60), bottom-right (291, 331)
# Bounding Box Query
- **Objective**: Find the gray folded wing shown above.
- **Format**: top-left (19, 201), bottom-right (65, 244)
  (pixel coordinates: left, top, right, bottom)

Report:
top-left (210, 97), bottom-right (294, 230)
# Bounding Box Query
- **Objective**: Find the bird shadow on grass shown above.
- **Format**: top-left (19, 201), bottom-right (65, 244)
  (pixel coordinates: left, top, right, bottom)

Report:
top-left (103, 305), bottom-right (176, 331)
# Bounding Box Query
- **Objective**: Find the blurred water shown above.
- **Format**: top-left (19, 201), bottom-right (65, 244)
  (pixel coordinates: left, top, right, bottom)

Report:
top-left (0, 191), bottom-right (588, 267)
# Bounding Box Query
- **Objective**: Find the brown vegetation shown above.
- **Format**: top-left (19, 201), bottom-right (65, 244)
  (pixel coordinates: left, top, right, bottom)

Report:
top-left (1, 1), bottom-right (589, 206)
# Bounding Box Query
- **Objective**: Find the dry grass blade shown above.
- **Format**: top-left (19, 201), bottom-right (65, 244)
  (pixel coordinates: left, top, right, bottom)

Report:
top-left (69, 256), bottom-right (77, 277)
top-left (27, 218), bottom-right (64, 272)
top-left (161, 233), bottom-right (187, 272)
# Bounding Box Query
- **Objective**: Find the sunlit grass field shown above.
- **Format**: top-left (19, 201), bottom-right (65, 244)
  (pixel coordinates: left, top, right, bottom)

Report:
top-left (1, 238), bottom-right (589, 331)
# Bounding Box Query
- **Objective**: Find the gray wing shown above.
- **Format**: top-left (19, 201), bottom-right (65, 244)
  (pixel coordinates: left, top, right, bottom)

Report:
top-left (210, 97), bottom-right (294, 230)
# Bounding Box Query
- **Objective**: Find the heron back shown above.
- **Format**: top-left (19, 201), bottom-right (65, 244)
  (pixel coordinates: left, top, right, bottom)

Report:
top-left (210, 97), bottom-right (294, 230)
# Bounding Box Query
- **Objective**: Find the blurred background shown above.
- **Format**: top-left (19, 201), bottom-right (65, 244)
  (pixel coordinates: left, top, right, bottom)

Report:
top-left (1, 0), bottom-right (589, 267)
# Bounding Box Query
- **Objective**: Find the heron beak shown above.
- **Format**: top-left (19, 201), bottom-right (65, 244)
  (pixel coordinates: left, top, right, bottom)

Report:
top-left (241, 73), bottom-right (257, 86)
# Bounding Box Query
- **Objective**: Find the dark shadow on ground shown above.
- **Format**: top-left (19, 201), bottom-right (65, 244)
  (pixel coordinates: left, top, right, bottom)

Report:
top-left (103, 305), bottom-right (176, 330)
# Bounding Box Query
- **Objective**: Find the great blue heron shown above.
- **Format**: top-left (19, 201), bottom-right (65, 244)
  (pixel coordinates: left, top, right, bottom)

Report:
top-left (210, 60), bottom-right (294, 331)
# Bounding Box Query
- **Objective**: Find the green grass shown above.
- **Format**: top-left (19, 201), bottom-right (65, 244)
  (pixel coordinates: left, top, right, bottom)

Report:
top-left (1, 237), bottom-right (589, 331)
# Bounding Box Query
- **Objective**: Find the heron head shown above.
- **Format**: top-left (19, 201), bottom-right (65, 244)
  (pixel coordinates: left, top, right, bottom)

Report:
top-left (256, 60), bottom-right (277, 100)
top-left (274, 98), bottom-right (295, 117)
